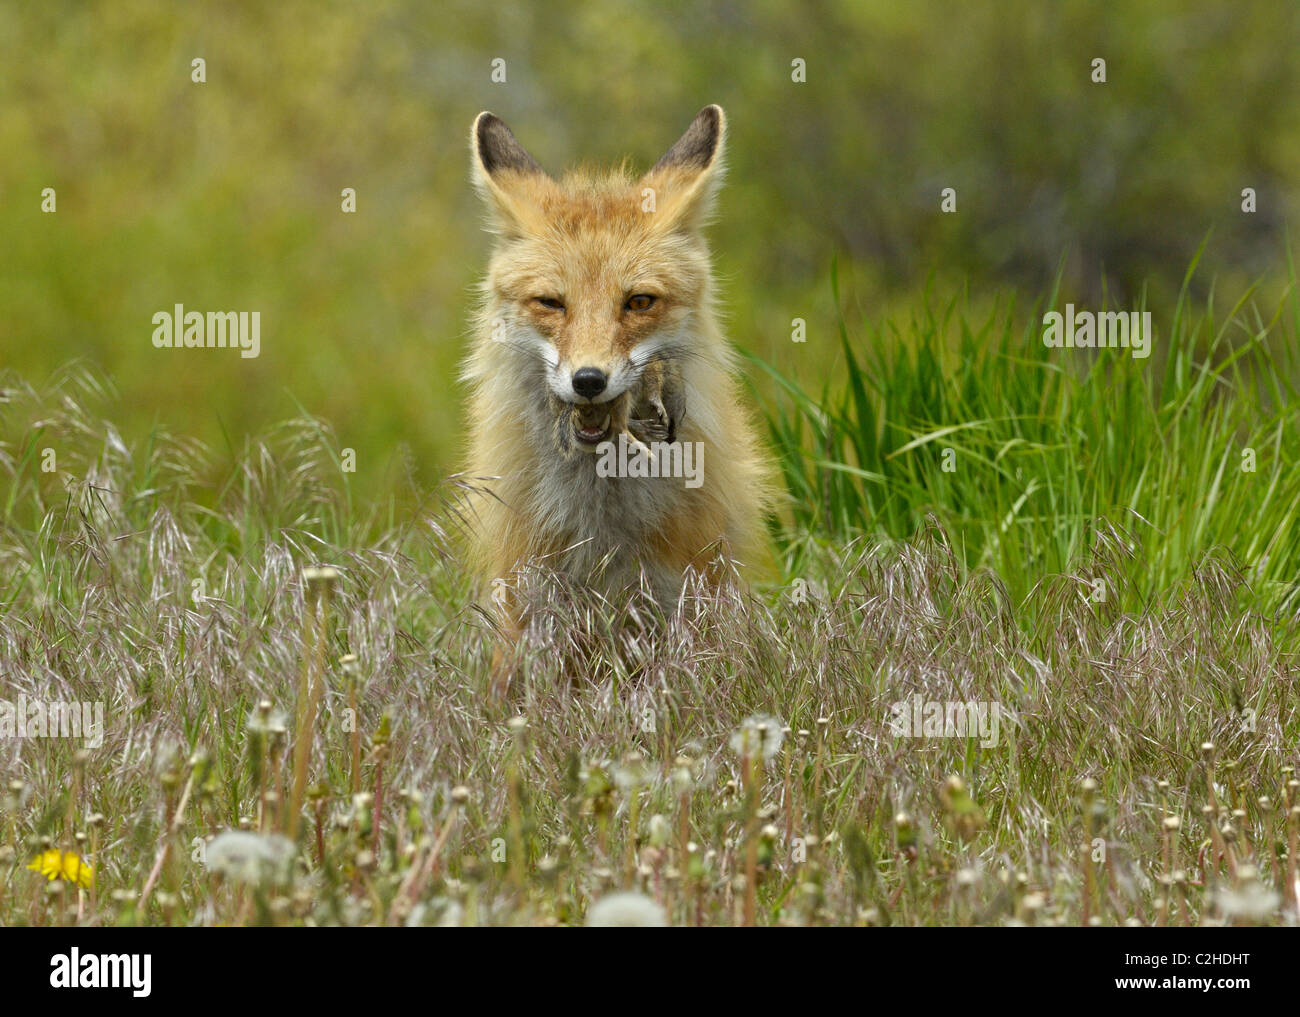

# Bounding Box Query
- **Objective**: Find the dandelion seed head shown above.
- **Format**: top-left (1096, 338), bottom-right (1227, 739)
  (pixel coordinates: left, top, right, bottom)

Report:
top-left (246, 705), bottom-right (288, 736)
top-left (729, 714), bottom-right (785, 761)
top-left (585, 891), bottom-right (667, 927)
top-left (205, 831), bottom-right (296, 886)
top-left (1217, 876), bottom-right (1279, 922)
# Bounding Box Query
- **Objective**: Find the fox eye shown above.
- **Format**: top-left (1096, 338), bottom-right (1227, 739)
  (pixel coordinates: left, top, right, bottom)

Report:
top-left (625, 294), bottom-right (656, 312)
top-left (533, 297), bottom-right (565, 311)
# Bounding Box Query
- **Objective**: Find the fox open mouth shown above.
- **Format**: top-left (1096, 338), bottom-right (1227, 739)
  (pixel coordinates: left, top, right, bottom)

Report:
top-left (570, 403), bottom-right (614, 447)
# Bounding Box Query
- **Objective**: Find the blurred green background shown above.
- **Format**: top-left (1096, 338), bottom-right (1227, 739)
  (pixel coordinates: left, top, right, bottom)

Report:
top-left (2, 0), bottom-right (1296, 499)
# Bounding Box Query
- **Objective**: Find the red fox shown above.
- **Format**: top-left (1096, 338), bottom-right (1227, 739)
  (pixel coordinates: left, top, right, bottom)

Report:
top-left (462, 105), bottom-right (773, 677)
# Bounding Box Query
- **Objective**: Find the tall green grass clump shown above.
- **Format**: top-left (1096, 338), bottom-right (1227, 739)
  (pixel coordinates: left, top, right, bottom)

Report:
top-left (754, 251), bottom-right (1300, 615)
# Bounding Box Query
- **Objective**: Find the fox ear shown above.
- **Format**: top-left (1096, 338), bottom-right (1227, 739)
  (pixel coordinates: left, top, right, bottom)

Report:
top-left (642, 105), bottom-right (726, 232)
top-left (471, 112), bottom-right (552, 235)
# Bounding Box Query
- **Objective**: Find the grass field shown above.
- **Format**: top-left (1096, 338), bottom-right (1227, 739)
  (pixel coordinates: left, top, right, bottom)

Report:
top-left (2, 263), bottom-right (1299, 927)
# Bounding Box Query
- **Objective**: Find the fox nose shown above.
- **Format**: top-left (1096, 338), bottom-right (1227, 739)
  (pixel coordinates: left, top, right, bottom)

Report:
top-left (571, 367), bottom-right (607, 400)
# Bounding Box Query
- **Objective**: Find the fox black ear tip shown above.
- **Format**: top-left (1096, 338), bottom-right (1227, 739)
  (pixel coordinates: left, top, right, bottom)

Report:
top-left (473, 112), bottom-right (509, 158)
top-left (697, 105), bottom-right (725, 142)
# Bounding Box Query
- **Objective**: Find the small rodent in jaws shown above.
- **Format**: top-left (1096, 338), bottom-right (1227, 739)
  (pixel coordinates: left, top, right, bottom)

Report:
top-left (552, 359), bottom-right (686, 457)
top-left (627, 358), bottom-right (686, 444)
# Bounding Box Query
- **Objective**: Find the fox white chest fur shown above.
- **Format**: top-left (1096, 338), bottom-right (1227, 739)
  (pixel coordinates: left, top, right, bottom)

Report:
top-left (461, 105), bottom-right (772, 625)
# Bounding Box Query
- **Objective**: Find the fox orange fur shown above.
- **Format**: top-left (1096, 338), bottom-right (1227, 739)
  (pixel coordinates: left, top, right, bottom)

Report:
top-left (461, 105), bottom-right (773, 676)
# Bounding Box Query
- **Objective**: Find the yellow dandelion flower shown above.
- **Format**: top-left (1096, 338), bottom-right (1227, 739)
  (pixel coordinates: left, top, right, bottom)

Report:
top-left (26, 849), bottom-right (93, 888)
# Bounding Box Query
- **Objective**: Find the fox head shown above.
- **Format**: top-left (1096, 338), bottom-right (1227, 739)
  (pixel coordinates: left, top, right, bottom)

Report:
top-left (469, 106), bottom-right (726, 450)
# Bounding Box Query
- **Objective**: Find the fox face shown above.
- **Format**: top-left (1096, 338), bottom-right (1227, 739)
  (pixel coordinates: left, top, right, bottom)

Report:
top-left (470, 106), bottom-right (725, 453)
